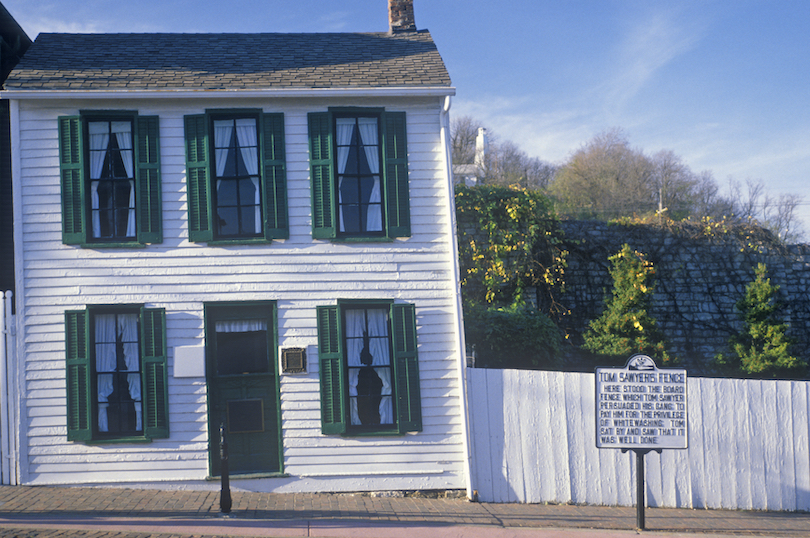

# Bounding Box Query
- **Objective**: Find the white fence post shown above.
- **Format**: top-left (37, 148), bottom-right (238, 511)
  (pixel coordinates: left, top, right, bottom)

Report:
top-left (0, 290), bottom-right (16, 485)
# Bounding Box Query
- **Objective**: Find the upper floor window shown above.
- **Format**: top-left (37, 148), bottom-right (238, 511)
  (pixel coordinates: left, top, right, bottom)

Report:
top-left (88, 120), bottom-right (135, 240)
top-left (184, 110), bottom-right (288, 243)
top-left (308, 108), bottom-right (411, 240)
top-left (58, 113), bottom-right (162, 246)
top-left (335, 116), bottom-right (383, 236)
top-left (212, 118), bottom-right (261, 238)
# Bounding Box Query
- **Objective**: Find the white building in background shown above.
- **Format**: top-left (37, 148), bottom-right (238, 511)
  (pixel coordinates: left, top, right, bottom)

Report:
top-left (453, 127), bottom-right (488, 186)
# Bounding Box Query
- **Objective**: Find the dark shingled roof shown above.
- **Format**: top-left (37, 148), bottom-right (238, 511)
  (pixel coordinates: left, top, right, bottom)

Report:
top-left (4, 31), bottom-right (452, 91)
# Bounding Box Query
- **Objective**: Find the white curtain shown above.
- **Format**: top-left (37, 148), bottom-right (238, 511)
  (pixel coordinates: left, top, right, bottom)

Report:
top-left (89, 122), bottom-right (109, 239)
top-left (346, 309), bottom-right (392, 425)
top-left (213, 120), bottom-right (233, 178)
top-left (95, 314), bottom-right (141, 432)
top-left (335, 119), bottom-right (355, 233)
top-left (88, 122), bottom-right (109, 180)
top-left (112, 122), bottom-right (135, 238)
top-left (216, 319), bottom-right (267, 333)
top-left (119, 314), bottom-right (142, 431)
top-left (357, 118), bottom-right (382, 232)
top-left (235, 119), bottom-right (261, 233)
top-left (88, 121), bottom-right (135, 238)
top-left (94, 314), bottom-right (117, 432)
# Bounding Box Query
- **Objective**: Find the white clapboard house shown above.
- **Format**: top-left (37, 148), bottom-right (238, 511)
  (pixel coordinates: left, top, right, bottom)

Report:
top-left (1, 0), bottom-right (471, 493)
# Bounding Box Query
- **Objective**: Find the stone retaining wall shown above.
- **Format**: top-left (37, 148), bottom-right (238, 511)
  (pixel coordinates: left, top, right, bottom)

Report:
top-left (555, 221), bottom-right (810, 374)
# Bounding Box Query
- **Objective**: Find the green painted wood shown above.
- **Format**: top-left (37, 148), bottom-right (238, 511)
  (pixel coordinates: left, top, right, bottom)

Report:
top-left (58, 116), bottom-right (86, 244)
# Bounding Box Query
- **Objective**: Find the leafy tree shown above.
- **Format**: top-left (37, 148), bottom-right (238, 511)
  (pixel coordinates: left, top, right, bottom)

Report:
top-left (716, 263), bottom-right (806, 378)
top-left (583, 244), bottom-right (673, 365)
top-left (456, 185), bottom-right (568, 369)
top-left (455, 185), bottom-right (566, 312)
top-left (549, 129), bottom-right (656, 219)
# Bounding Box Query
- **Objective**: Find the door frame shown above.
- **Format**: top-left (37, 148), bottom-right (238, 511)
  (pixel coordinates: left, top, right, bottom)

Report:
top-left (204, 301), bottom-right (283, 477)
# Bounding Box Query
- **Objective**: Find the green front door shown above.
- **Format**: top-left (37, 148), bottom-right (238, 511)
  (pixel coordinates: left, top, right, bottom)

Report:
top-left (205, 302), bottom-right (282, 476)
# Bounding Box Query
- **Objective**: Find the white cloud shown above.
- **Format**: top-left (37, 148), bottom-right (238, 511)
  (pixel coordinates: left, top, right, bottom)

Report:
top-left (316, 11), bottom-right (352, 32)
top-left (596, 9), bottom-right (705, 118)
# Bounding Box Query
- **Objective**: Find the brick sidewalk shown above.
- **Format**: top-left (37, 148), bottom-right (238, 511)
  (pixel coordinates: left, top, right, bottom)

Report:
top-left (0, 486), bottom-right (809, 537)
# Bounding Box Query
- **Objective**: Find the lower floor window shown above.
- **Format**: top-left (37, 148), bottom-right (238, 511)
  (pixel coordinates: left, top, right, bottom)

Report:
top-left (317, 301), bottom-right (422, 435)
top-left (65, 306), bottom-right (169, 442)
top-left (345, 307), bottom-right (393, 426)
top-left (94, 312), bottom-right (142, 434)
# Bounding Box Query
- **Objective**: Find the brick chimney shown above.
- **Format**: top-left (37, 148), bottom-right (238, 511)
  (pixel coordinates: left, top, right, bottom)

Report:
top-left (389, 0), bottom-right (416, 33)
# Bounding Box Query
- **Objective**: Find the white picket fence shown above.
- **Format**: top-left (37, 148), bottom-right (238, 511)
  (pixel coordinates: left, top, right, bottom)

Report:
top-left (467, 367), bottom-right (810, 510)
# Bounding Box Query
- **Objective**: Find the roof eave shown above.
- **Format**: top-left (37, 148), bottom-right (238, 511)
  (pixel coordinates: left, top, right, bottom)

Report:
top-left (0, 86), bottom-right (456, 100)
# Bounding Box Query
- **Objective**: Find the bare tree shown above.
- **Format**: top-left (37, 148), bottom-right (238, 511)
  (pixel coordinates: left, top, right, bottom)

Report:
top-left (728, 178), bottom-right (766, 220)
top-left (762, 192), bottom-right (805, 242)
top-left (451, 115), bottom-right (556, 188)
top-left (651, 150), bottom-right (698, 221)
top-left (451, 115), bottom-right (482, 165)
top-left (484, 140), bottom-right (557, 189)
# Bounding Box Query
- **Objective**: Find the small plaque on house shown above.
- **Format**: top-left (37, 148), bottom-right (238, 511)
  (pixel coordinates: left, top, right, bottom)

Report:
top-left (281, 347), bottom-right (307, 373)
top-left (595, 355), bottom-right (687, 450)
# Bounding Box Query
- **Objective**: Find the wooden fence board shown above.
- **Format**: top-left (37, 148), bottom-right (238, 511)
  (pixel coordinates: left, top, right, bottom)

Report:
top-left (467, 369), bottom-right (810, 510)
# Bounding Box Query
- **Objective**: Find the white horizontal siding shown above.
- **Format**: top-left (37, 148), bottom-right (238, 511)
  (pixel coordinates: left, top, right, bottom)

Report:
top-left (14, 96), bottom-right (466, 491)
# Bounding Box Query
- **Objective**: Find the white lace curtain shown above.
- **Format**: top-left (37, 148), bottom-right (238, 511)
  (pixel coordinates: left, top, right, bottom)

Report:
top-left (215, 319), bottom-right (267, 333)
top-left (95, 313), bottom-right (141, 432)
top-left (88, 121), bottom-right (135, 238)
top-left (214, 119), bottom-right (261, 234)
top-left (345, 308), bottom-right (392, 425)
top-left (336, 118), bottom-right (382, 233)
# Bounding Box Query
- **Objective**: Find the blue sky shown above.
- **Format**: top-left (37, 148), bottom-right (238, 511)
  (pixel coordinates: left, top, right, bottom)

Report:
top-left (6, 0), bottom-right (810, 233)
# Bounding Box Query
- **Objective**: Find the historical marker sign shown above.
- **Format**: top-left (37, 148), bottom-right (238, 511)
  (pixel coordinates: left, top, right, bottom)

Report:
top-left (596, 355), bottom-right (688, 450)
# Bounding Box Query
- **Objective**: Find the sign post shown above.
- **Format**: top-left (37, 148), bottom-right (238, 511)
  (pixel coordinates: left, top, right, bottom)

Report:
top-left (595, 355), bottom-right (687, 530)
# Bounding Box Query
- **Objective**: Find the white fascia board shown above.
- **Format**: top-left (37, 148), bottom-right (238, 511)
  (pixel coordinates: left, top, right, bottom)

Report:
top-left (0, 86), bottom-right (456, 100)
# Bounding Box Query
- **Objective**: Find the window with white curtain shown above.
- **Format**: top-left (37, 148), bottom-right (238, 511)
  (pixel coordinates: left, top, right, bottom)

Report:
top-left (344, 307), bottom-right (393, 427)
top-left (212, 117), bottom-right (262, 237)
top-left (88, 120), bottom-right (136, 240)
top-left (93, 311), bottom-right (142, 435)
top-left (335, 115), bottom-right (383, 236)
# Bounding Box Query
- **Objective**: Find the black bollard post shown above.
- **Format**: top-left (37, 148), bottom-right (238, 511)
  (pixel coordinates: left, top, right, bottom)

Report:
top-left (220, 422), bottom-right (232, 514)
top-left (636, 450), bottom-right (645, 530)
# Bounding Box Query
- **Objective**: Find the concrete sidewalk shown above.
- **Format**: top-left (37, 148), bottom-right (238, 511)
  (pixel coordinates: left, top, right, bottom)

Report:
top-left (0, 485), bottom-right (809, 537)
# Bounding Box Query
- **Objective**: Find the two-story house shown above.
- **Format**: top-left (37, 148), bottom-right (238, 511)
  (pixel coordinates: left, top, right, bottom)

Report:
top-left (2, 0), bottom-right (471, 494)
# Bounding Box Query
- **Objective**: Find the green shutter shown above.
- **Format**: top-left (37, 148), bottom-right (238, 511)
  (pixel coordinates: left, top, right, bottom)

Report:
top-left (58, 116), bottom-right (86, 245)
top-left (260, 113), bottom-right (289, 240)
top-left (317, 305), bottom-right (346, 434)
top-left (308, 112), bottom-right (336, 239)
top-left (391, 303), bottom-right (421, 433)
top-left (65, 310), bottom-right (92, 441)
top-left (184, 114), bottom-right (213, 242)
top-left (136, 116), bottom-right (162, 243)
top-left (383, 112), bottom-right (411, 238)
top-left (141, 307), bottom-right (169, 439)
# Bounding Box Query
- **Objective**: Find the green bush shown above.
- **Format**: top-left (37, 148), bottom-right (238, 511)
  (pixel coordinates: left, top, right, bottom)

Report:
top-left (582, 244), bottom-right (674, 365)
top-left (465, 302), bottom-right (563, 369)
top-left (716, 263), bottom-right (806, 378)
